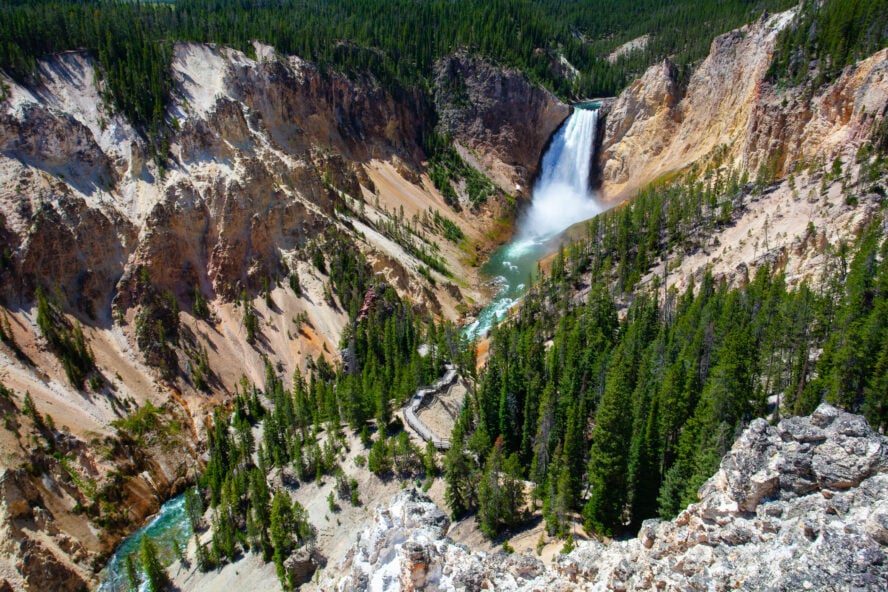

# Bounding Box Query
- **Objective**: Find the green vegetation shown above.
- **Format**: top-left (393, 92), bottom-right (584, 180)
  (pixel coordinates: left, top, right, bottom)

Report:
top-left (35, 287), bottom-right (97, 389)
top-left (0, 312), bottom-right (16, 347)
top-left (0, 0), bottom-right (800, 162)
top-left (188, 345), bottom-right (211, 392)
top-left (191, 285), bottom-right (209, 320)
top-left (125, 553), bottom-right (139, 592)
top-left (0, 1), bottom-right (174, 159)
top-left (430, 209), bottom-right (465, 243)
top-left (269, 490), bottom-right (313, 589)
top-left (288, 271), bottom-right (302, 297)
top-left (111, 400), bottom-right (182, 446)
top-left (241, 294), bottom-right (259, 344)
top-left (190, 237), bottom-right (469, 586)
top-left (140, 536), bottom-right (169, 592)
top-left (476, 439), bottom-right (525, 538)
top-left (133, 268), bottom-right (180, 379)
top-left (425, 133), bottom-right (501, 209)
top-left (445, 155), bottom-right (888, 538)
top-left (769, 0), bottom-right (888, 87)
top-left (4, 0), bottom-right (886, 570)
top-left (373, 207), bottom-right (453, 279)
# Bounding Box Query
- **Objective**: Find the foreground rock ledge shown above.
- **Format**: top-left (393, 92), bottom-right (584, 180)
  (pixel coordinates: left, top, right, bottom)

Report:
top-left (320, 404), bottom-right (888, 591)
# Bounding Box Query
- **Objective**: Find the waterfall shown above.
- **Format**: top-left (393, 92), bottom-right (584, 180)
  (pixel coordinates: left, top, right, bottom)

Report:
top-left (517, 108), bottom-right (600, 240)
top-left (464, 107), bottom-right (600, 340)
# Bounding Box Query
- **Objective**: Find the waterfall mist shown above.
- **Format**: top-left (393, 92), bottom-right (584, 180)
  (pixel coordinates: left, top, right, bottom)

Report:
top-left (516, 108), bottom-right (600, 240)
top-left (463, 107), bottom-right (600, 340)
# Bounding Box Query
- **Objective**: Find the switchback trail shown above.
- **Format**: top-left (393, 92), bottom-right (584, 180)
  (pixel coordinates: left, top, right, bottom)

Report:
top-left (402, 364), bottom-right (458, 450)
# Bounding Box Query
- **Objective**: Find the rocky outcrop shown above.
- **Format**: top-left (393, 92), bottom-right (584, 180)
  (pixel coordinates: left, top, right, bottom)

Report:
top-left (323, 404), bottom-right (888, 591)
top-left (598, 9), bottom-right (888, 201)
top-left (554, 404), bottom-right (887, 591)
top-left (284, 546), bottom-right (324, 586)
top-left (434, 52), bottom-right (570, 197)
top-left (317, 486), bottom-right (568, 591)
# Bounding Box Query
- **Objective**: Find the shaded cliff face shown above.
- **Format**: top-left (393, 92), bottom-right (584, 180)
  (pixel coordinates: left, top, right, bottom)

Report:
top-left (320, 405), bottom-right (888, 591)
top-left (434, 52), bottom-right (571, 197)
top-left (598, 9), bottom-right (888, 202)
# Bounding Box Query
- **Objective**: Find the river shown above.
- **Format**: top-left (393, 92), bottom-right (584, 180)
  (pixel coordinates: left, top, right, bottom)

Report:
top-left (463, 105), bottom-right (602, 340)
top-left (97, 105), bottom-right (602, 590)
top-left (96, 493), bottom-right (191, 591)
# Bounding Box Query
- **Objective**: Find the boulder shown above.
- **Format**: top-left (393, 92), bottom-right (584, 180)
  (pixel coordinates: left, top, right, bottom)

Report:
top-left (324, 406), bottom-right (888, 591)
top-left (283, 546), bottom-right (323, 586)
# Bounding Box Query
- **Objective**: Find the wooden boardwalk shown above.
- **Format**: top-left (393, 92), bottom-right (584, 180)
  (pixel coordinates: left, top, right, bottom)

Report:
top-left (402, 364), bottom-right (458, 450)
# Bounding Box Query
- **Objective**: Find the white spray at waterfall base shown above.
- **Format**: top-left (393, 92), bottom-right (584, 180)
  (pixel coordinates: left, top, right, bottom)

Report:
top-left (464, 108), bottom-right (600, 340)
top-left (517, 108), bottom-right (601, 241)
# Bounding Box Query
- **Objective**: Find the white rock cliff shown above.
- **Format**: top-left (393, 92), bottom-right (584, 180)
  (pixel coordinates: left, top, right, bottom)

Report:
top-left (324, 404), bottom-right (888, 591)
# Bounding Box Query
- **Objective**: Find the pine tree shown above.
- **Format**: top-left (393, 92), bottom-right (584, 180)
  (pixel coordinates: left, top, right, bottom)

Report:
top-left (249, 468), bottom-right (272, 559)
top-left (289, 271), bottom-right (302, 296)
top-left (368, 435), bottom-right (392, 476)
top-left (864, 331), bottom-right (888, 432)
top-left (139, 536), bottom-right (169, 592)
top-left (192, 285), bottom-right (209, 320)
top-left (477, 438), bottom-right (525, 538)
top-left (423, 438), bottom-right (438, 478)
top-left (194, 533), bottom-right (212, 572)
top-left (583, 345), bottom-right (633, 536)
top-left (125, 553), bottom-right (140, 592)
top-left (443, 418), bottom-right (475, 518)
top-left (270, 490), bottom-right (295, 589)
top-left (184, 487), bottom-right (204, 532)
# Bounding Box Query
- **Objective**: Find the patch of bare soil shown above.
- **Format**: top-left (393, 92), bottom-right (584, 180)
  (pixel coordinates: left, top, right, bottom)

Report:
top-left (415, 377), bottom-right (468, 443)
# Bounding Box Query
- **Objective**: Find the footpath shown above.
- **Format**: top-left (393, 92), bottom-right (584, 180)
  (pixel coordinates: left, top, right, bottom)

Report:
top-left (402, 364), bottom-right (458, 450)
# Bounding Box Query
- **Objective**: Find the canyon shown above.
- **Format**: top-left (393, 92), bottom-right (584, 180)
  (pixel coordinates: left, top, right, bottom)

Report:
top-left (0, 43), bottom-right (567, 590)
top-left (0, 4), bottom-right (886, 591)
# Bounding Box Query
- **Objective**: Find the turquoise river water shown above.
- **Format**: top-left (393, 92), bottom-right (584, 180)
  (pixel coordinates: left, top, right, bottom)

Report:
top-left (98, 105), bottom-right (601, 590)
top-left (96, 494), bottom-right (191, 591)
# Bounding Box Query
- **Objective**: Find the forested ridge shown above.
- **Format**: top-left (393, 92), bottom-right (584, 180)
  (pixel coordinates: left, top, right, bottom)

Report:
top-left (443, 143), bottom-right (888, 538)
top-left (769, 0), bottom-right (888, 87)
top-left (0, 0), bottom-right (804, 153)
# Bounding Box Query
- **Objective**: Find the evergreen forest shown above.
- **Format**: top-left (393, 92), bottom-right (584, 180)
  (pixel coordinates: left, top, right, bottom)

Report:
top-left (0, 0), bottom-right (811, 152)
top-left (443, 147), bottom-right (888, 538)
top-left (2, 0), bottom-right (888, 586)
top-left (169, 127), bottom-right (888, 589)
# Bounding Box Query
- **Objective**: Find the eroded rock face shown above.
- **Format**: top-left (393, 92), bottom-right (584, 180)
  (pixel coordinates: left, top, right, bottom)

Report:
top-left (1, 43), bottom-right (555, 312)
top-left (321, 487), bottom-right (555, 592)
top-left (598, 60), bottom-right (681, 187)
top-left (284, 546), bottom-right (324, 586)
top-left (434, 52), bottom-right (570, 197)
top-left (324, 405), bottom-right (888, 591)
top-left (598, 9), bottom-right (888, 201)
top-left (0, 43), bottom-right (425, 308)
top-left (0, 41), bottom-right (563, 591)
top-left (559, 404), bottom-right (888, 591)
top-left (0, 435), bottom-right (200, 592)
